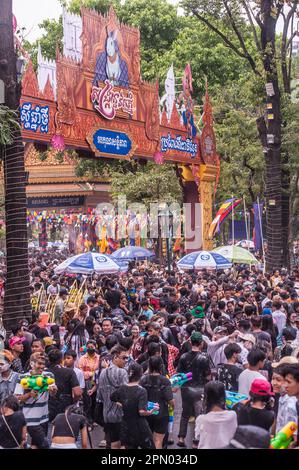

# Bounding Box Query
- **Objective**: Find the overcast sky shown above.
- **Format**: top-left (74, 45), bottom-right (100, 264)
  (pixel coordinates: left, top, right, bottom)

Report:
top-left (13, 0), bottom-right (180, 42)
top-left (13, 0), bottom-right (286, 43)
top-left (13, 0), bottom-right (62, 41)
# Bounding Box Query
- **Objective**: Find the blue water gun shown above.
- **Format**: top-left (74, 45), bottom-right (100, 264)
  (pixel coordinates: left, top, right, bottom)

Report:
top-left (147, 402), bottom-right (160, 415)
top-left (170, 372), bottom-right (192, 388)
top-left (225, 391), bottom-right (248, 409)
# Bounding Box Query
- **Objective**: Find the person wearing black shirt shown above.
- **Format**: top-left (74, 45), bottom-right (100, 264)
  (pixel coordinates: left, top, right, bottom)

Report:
top-left (177, 331), bottom-right (211, 447)
top-left (237, 378), bottom-right (275, 431)
top-left (105, 282), bottom-right (121, 310)
top-left (140, 357), bottom-right (174, 449)
top-left (101, 318), bottom-right (122, 341)
top-left (110, 363), bottom-right (155, 449)
top-left (51, 405), bottom-right (88, 449)
top-left (217, 343), bottom-right (242, 392)
top-left (47, 349), bottom-right (82, 422)
top-left (0, 396), bottom-right (27, 449)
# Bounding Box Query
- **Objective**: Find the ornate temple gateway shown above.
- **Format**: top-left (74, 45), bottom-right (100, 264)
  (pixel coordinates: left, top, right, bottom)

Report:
top-left (21, 6), bottom-right (219, 250)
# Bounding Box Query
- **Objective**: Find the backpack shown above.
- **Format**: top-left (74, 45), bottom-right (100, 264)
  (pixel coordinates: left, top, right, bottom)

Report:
top-left (217, 363), bottom-right (235, 391)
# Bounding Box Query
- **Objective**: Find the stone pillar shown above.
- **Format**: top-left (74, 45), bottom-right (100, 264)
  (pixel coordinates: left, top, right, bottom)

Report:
top-left (198, 164), bottom-right (218, 251)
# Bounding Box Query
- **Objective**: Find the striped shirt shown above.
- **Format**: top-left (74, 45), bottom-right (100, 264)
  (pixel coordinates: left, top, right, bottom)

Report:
top-left (14, 371), bottom-right (54, 427)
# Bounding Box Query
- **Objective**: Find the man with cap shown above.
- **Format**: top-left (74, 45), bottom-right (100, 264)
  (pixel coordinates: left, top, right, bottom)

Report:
top-left (9, 336), bottom-right (25, 373)
top-left (0, 349), bottom-right (19, 402)
top-left (237, 378), bottom-right (275, 431)
top-left (177, 331), bottom-right (211, 448)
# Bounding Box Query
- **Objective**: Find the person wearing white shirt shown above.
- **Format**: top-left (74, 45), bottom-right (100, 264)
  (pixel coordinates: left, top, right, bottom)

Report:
top-left (271, 362), bottom-right (298, 436)
top-left (195, 381), bottom-right (237, 449)
top-left (261, 288), bottom-right (273, 309)
top-left (207, 328), bottom-right (239, 367)
top-left (272, 301), bottom-right (287, 335)
top-left (238, 348), bottom-right (267, 396)
top-left (63, 350), bottom-right (85, 391)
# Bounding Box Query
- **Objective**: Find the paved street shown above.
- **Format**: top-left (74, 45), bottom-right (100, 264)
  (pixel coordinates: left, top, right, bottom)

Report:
top-left (89, 392), bottom-right (195, 450)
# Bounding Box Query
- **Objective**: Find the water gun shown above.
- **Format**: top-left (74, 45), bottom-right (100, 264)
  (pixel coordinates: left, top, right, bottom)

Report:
top-left (147, 402), bottom-right (160, 415)
top-left (20, 375), bottom-right (55, 393)
top-left (225, 391), bottom-right (248, 409)
top-left (168, 404), bottom-right (174, 434)
top-left (80, 346), bottom-right (87, 354)
top-left (270, 422), bottom-right (298, 449)
top-left (170, 372), bottom-right (192, 388)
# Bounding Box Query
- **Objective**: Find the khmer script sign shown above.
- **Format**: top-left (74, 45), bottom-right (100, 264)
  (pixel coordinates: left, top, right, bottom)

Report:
top-left (93, 129), bottom-right (132, 157)
top-left (87, 127), bottom-right (136, 160)
top-left (160, 133), bottom-right (198, 158)
top-left (91, 80), bottom-right (134, 120)
top-left (20, 102), bottom-right (49, 133)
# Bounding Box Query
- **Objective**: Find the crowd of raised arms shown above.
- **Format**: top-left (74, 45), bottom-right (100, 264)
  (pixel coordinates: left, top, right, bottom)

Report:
top-left (1, 249), bottom-right (299, 450)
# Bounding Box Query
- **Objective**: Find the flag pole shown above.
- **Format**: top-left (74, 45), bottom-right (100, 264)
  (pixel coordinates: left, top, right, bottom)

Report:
top-left (257, 197), bottom-right (266, 273)
top-left (243, 197), bottom-right (249, 242)
top-left (232, 195), bottom-right (235, 246)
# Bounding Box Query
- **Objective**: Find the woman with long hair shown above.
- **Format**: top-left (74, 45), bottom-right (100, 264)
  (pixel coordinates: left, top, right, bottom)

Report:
top-left (286, 311), bottom-right (299, 336)
top-left (261, 314), bottom-right (278, 350)
top-left (51, 404), bottom-right (88, 449)
top-left (0, 396), bottom-right (27, 449)
top-left (130, 324), bottom-right (145, 361)
top-left (85, 316), bottom-right (96, 338)
top-left (195, 381), bottom-right (237, 449)
top-left (140, 356), bottom-right (174, 449)
top-left (64, 319), bottom-right (89, 364)
top-left (110, 363), bottom-right (155, 449)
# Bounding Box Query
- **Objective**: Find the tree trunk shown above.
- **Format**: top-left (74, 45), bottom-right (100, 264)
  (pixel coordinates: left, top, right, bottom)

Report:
top-left (260, 0), bottom-right (283, 271)
top-left (0, 0), bottom-right (31, 330)
top-left (281, 161), bottom-right (290, 268)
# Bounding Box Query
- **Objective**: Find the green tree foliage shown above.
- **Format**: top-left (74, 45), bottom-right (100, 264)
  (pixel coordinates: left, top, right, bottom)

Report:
top-left (213, 82), bottom-right (264, 204)
top-left (0, 106), bottom-right (21, 146)
top-left (110, 162), bottom-right (183, 207)
top-left (76, 158), bottom-right (182, 207)
top-left (63, 0), bottom-right (122, 15)
top-left (23, 17), bottom-right (63, 69)
top-left (22, 0), bottom-right (299, 247)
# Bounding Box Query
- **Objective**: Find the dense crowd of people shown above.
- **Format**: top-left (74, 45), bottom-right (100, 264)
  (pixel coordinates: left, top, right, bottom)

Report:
top-left (1, 249), bottom-right (299, 449)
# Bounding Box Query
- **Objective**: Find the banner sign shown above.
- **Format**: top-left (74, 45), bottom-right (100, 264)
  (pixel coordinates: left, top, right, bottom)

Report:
top-left (28, 196), bottom-right (85, 208)
top-left (87, 127), bottom-right (136, 160)
top-left (20, 102), bottom-right (49, 133)
top-left (160, 133), bottom-right (198, 158)
top-left (91, 80), bottom-right (134, 120)
top-left (93, 129), bottom-right (132, 156)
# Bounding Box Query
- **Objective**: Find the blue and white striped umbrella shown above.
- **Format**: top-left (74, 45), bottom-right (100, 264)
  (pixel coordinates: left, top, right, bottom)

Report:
top-left (111, 246), bottom-right (155, 261)
top-left (54, 252), bottom-right (124, 275)
top-left (177, 250), bottom-right (232, 271)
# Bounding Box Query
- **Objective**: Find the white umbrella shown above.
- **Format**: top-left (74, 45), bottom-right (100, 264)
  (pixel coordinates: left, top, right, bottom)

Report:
top-left (177, 250), bottom-right (232, 271)
top-left (236, 240), bottom-right (255, 250)
top-left (54, 252), bottom-right (124, 275)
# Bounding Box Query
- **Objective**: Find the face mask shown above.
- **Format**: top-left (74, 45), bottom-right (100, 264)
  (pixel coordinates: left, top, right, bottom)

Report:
top-left (0, 363), bottom-right (10, 373)
top-left (87, 348), bottom-right (95, 355)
